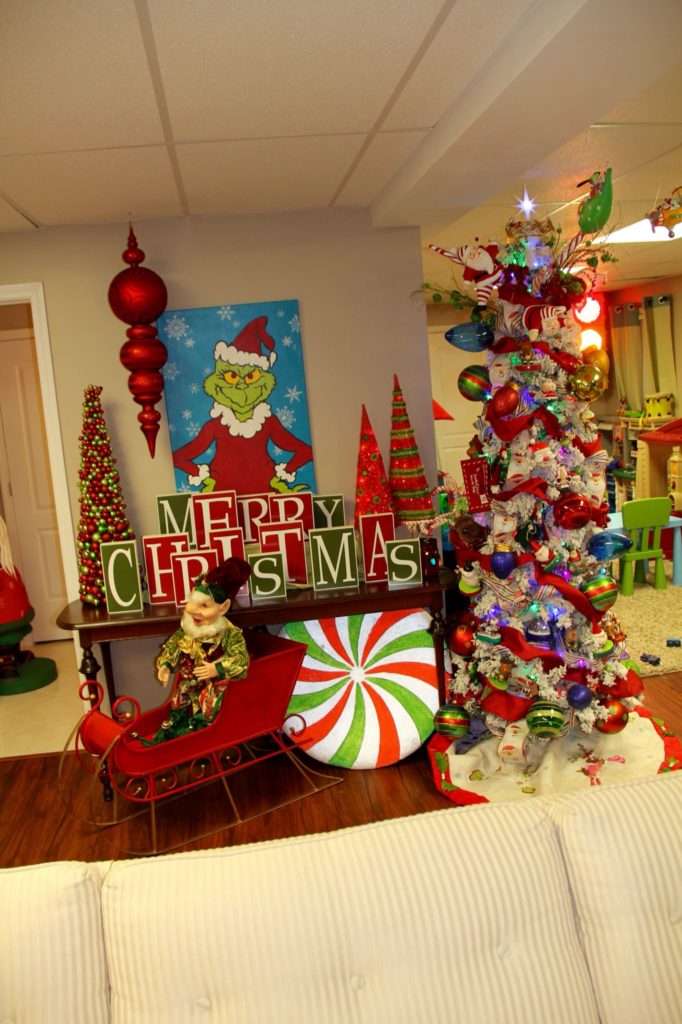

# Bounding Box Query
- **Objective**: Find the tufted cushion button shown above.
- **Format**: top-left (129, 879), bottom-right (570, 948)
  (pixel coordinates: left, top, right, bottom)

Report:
top-left (350, 974), bottom-right (366, 990)
top-left (195, 996), bottom-right (212, 1011)
top-left (670, 909), bottom-right (681, 925)
top-left (497, 943), bottom-right (510, 958)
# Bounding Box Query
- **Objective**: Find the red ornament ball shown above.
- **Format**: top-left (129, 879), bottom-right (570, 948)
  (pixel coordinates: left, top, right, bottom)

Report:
top-left (489, 383), bottom-right (520, 417)
top-left (108, 267), bottom-right (167, 325)
top-left (447, 623), bottom-right (476, 657)
top-left (553, 491), bottom-right (592, 530)
top-left (594, 698), bottom-right (629, 734)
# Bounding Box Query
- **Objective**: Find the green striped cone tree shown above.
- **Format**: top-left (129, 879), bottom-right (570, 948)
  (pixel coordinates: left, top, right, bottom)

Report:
top-left (389, 375), bottom-right (436, 530)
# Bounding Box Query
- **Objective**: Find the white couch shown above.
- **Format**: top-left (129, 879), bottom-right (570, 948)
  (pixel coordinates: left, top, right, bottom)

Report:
top-left (1, 772), bottom-right (680, 1024)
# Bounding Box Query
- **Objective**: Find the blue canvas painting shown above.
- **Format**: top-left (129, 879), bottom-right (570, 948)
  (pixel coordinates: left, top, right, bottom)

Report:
top-left (157, 299), bottom-right (316, 496)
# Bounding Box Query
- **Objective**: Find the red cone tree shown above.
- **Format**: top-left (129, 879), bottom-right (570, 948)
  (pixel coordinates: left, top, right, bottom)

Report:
top-left (354, 405), bottom-right (394, 528)
top-left (77, 386), bottom-right (134, 606)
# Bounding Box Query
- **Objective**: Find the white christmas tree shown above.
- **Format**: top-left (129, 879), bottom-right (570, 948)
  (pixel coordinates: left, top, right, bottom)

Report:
top-left (431, 174), bottom-right (663, 784)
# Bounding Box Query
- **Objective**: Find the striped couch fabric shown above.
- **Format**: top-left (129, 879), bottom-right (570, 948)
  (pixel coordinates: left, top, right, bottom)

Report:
top-left (1, 772), bottom-right (680, 1023)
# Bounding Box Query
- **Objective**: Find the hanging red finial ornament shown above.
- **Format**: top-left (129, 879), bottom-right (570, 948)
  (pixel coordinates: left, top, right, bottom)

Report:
top-left (107, 225), bottom-right (168, 457)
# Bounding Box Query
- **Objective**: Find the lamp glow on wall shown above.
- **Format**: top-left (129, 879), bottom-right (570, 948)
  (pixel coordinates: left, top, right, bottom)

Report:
top-left (576, 295), bottom-right (604, 351)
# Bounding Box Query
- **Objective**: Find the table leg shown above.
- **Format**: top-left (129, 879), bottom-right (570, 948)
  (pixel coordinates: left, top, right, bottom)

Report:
top-left (77, 644), bottom-right (114, 803)
top-left (428, 604), bottom-right (447, 705)
top-left (673, 525), bottom-right (682, 586)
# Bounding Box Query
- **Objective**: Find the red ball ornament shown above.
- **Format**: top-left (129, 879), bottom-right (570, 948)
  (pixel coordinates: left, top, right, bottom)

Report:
top-left (489, 383), bottom-right (520, 417)
top-left (108, 226), bottom-right (168, 458)
top-left (553, 491), bottom-right (592, 530)
top-left (594, 698), bottom-right (629, 734)
top-left (447, 623), bottom-right (476, 657)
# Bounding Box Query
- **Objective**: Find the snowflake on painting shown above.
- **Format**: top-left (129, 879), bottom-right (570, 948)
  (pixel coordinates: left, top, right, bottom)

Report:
top-left (158, 299), bottom-right (316, 496)
top-left (164, 315), bottom-right (190, 341)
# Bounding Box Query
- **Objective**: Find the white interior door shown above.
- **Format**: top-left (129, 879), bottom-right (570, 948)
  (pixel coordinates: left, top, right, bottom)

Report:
top-left (428, 327), bottom-right (487, 486)
top-left (0, 331), bottom-right (67, 640)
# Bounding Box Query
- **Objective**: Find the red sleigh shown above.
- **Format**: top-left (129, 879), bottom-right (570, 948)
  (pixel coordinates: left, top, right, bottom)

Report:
top-left (62, 630), bottom-right (342, 854)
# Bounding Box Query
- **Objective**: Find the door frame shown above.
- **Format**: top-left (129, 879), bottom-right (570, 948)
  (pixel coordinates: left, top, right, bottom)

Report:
top-left (0, 282), bottom-right (78, 602)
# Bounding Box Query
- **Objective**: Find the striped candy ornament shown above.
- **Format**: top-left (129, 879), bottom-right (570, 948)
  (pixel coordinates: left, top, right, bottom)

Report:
top-left (457, 365), bottom-right (491, 402)
top-left (281, 609), bottom-right (439, 768)
top-left (434, 703), bottom-right (471, 738)
top-left (579, 572), bottom-right (618, 612)
top-left (526, 701), bottom-right (567, 739)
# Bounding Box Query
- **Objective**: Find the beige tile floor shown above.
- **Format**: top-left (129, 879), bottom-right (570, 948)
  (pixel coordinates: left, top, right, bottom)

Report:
top-left (0, 640), bottom-right (85, 758)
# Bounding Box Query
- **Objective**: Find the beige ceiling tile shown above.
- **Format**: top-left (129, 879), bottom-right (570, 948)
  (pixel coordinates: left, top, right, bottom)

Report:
top-left (383, 0), bottom-right (534, 131)
top-left (601, 61), bottom-right (682, 125)
top-left (0, 0), bottom-right (163, 155)
top-left (613, 149), bottom-right (682, 205)
top-left (336, 131), bottom-right (427, 206)
top-left (0, 198), bottom-right (35, 232)
top-left (177, 135), bottom-right (365, 215)
top-left (148, 0), bottom-right (443, 139)
top-left (0, 149), bottom-right (182, 226)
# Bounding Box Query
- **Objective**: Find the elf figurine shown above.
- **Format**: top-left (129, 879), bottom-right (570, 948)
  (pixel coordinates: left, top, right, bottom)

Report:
top-left (147, 557), bottom-right (252, 744)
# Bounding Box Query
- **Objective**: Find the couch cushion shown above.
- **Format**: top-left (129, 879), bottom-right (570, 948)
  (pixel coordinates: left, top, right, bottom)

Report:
top-left (547, 772), bottom-right (682, 1024)
top-left (102, 802), bottom-right (599, 1024)
top-left (0, 860), bottom-right (109, 1023)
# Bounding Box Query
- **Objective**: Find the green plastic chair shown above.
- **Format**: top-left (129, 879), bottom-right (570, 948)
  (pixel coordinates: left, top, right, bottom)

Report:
top-left (619, 496), bottom-right (672, 596)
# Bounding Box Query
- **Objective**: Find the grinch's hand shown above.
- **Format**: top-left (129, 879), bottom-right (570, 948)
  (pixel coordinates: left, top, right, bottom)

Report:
top-left (200, 477), bottom-right (216, 493)
top-left (269, 475), bottom-right (309, 494)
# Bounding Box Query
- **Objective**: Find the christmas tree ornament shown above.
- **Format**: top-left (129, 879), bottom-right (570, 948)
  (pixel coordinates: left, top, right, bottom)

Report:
top-left (490, 547), bottom-right (517, 579)
top-left (388, 376), bottom-right (436, 529)
top-left (489, 383), bottom-right (520, 417)
top-left (526, 701), bottom-right (566, 738)
top-left (568, 364), bottom-right (606, 402)
top-left (594, 697), bottom-right (629, 734)
top-left (450, 514), bottom-right (488, 550)
top-left (524, 619), bottom-right (552, 647)
top-left (458, 564), bottom-right (482, 597)
top-left (582, 347), bottom-right (610, 377)
top-left (553, 491), bottom-right (592, 529)
top-left (353, 405), bottom-right (393, 528)
top-left (76, 386), bottom-right (135, 607)
top-left (566, 683), bottom-right (593, 710)
top-left (280, 610), bottom-right (439, 768)
top-left (108, 225), bottom-right (168, 457)
top-left (587, 529), bottom-right (632, 561)
top-left (444, 321), bottom-right (494, 352)
top-left (447, 622), bottom-right (476, 657)
top-left (434, 703), bottom-right (471, 738)
top-left (579, 572), bottom-right (618, 613)
top-left (457, 365), bottom-right (491, 402)
top-left (577, 168), bottom-right (613, 234)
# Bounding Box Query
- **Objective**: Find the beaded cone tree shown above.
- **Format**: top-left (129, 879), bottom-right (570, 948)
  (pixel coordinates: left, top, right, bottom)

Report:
top-left (77, 386), bottom-right (134, 606)
top-left (388, 375), bottom-right (436, 533)
top-left (428, 174), bottom-right (679, 789)
top-left (353, 405), bottom-right (393, 528)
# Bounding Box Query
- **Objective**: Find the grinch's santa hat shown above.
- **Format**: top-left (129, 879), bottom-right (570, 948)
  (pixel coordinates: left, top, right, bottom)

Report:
top-left (214, 316), bottom-right (277, 370)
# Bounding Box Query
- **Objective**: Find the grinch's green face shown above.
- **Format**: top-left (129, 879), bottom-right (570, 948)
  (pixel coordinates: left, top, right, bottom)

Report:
top-left (204, 360), bottom-right (276, 421)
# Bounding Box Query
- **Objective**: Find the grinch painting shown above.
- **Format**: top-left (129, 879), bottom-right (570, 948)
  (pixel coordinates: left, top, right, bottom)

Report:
top-left (158, 300), bottom-right (316, 495)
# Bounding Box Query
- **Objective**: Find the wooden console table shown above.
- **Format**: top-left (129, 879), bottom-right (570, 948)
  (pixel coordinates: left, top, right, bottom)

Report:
top-left (57, 570), bottom-right (456, 708)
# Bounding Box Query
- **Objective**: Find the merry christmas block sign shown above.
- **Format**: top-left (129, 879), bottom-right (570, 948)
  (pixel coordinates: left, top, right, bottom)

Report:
top-left (171, 549), bottom-right (220, 606)
top-left (247, 551), bottom-right (287, 600)
top-left (386, 539), bottom-right (422, 587)
top-left (359, 512), bottom-right (395, 583)
top-left (268, 491), bottom-right (314, 538)
top-left (156, 493), bottom-right (195, 545)
top-left (191, 490), bottom-right (238, 547)
top-left (142, 533), bottom-right (190, 604)
top-left (308, 526), bottom-right (359, 592)
top-left (100, 540), bottom-right (144, 614)
top-left (257, 520), bottom-right (308, 585)
top-left (237, 493), bottom-right (271, 543)
top-left (312, 494), bottom-right (346, 529)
